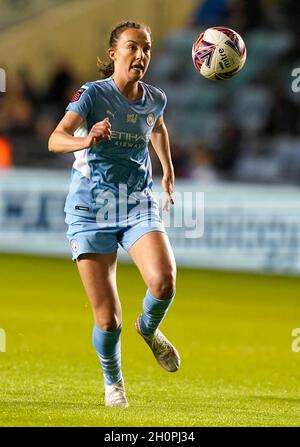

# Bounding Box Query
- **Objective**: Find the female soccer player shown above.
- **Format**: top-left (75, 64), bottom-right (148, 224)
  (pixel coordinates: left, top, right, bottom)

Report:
top-left (48, 21), bottom-right (180, 408)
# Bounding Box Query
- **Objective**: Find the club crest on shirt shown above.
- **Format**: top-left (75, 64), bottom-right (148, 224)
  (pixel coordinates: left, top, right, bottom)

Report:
top-left (146, 113), bottom-right (154, 126)
top-left (127, 113), bottom-right (138, 124)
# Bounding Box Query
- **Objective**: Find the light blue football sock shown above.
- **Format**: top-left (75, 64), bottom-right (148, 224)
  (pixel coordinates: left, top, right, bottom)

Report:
top-left (139, 289), bottom-right (175, 337)
top-left (92, 324), bottom-right (123, 385)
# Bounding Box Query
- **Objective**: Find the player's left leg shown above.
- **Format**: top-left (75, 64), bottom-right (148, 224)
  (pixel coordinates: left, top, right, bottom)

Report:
top-left (128, 231), bottom-right (180, 372)
top-left (76, 252), bottom-right (128, 408)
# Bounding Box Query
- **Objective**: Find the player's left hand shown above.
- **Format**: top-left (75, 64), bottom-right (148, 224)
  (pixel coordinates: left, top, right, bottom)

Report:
top-left (162, 169), bottom-right (175, 211)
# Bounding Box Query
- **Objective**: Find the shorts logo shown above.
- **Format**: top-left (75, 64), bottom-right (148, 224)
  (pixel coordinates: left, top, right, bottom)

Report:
top-left (146, 113), bottom-right (154, 126)
top-left (71, 239), bottom-right (79, 252)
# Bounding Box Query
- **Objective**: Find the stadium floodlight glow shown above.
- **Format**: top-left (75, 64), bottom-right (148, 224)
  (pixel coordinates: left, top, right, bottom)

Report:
top-left (0, 68), bottom-right (6, 93)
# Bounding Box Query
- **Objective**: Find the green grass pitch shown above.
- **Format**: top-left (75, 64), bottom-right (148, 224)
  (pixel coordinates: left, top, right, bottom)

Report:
top-left (0, 253), bottom-right (299, 427)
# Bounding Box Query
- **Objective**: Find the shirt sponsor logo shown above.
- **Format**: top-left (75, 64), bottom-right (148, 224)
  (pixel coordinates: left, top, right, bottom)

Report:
top-left (111, 131), bottom-right (148, 149)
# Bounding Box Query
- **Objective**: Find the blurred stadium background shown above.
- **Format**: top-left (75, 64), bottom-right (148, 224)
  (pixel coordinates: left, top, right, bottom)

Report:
top-left (1, 0), bottom-right (300, 181)
top-left (0, 0), bottom-right (300, 427)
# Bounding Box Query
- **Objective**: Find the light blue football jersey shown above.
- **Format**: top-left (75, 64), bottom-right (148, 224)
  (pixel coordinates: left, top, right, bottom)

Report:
top-left (64, 76), bottom-right (167, 222)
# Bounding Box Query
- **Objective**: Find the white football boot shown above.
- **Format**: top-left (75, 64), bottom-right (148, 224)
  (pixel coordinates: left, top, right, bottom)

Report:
top-left (105, 380), bottom-right (129, 408)
top-left (135, 317), bottom-right (180, 372)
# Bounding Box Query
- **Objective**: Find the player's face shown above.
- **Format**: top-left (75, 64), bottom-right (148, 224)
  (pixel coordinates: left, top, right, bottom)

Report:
top-left (110, 28), bottom-right (151, 81)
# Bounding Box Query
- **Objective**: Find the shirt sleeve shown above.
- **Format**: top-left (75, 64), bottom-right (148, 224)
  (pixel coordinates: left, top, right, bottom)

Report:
top-left (65, 84), bottom-right (94, 120)
top-left (157, 88), bottom-right (167, 117)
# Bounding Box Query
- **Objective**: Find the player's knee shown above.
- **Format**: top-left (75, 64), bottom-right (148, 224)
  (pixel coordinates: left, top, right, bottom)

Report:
top-left (148, 269), bottom-right (176, 300)
top-left (94, 313), bottom-right (120, 332)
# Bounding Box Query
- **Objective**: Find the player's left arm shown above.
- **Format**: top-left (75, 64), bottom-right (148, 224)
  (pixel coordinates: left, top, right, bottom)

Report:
top-left (150, 115), bottom-right (174, 211)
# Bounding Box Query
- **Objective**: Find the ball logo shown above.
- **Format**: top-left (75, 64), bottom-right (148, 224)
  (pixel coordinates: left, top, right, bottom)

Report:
top-left (218, 48), bottom-right (231, 68)
top-left (71, 239), bottom-right (79, 252)
top-left (146, 114), bottom-right (154, 126)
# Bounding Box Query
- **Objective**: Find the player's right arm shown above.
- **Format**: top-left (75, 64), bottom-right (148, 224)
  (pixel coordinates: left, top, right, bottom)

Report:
top-left (48, 111), bottom-right (111, 154)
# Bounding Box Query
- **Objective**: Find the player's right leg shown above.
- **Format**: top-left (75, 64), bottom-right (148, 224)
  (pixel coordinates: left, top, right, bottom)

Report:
top-left (76, 253), bottom-right (128, 408)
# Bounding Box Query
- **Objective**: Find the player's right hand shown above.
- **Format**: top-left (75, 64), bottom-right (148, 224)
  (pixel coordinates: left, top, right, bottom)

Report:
top-left (84, 117), bottom-right (111, 147)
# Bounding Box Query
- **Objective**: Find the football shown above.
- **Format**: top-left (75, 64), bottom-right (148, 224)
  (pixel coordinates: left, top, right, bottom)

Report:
top-left (192, 26), bottom-right (246, 80)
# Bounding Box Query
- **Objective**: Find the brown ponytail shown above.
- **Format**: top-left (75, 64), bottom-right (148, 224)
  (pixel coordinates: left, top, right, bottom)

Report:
top-left (97, 57), bottom-right (114, 79)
